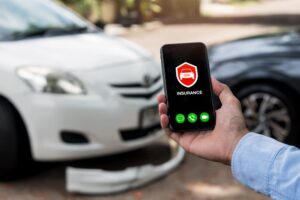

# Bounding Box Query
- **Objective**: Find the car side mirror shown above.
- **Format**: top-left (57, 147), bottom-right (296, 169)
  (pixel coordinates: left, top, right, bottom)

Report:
top-left (94, 20), bottom-right (106, 30)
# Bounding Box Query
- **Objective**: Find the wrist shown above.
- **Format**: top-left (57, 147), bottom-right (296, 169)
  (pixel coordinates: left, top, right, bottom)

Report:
top-left (226, 128), bottom-right (249, 165)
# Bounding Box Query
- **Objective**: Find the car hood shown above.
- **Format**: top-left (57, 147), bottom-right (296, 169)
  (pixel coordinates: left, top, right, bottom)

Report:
top-left (209, 31), bottom-right (300, 65)
top-left (0, 33), bottom-right (152, 72)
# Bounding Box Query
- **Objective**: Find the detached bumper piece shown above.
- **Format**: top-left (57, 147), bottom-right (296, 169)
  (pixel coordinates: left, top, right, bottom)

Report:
top-left (66, 146), bottom-right (185, 194)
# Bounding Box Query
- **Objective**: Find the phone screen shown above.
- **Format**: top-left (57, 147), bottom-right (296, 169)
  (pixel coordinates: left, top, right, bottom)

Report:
top-left (161, 43), bottom-right (215, 131)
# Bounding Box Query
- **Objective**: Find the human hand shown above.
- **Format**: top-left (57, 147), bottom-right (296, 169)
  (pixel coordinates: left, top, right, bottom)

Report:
top-left (158, 78), bottom-right (248, 165)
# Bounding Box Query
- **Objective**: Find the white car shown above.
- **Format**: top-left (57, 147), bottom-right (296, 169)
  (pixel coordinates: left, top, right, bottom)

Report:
top-left (0, 0), bottom-right (163, 180)
top-left (180, 69), bottom-right (195, 80)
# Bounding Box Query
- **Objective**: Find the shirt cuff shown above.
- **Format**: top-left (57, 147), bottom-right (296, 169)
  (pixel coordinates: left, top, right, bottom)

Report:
top-left (231, 132), bottom-right (287, 195)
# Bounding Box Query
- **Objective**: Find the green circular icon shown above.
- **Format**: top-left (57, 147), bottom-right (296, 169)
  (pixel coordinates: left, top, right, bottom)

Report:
top-left (200, 112), bottom-right (210, 122)
top-left (175, 114), bottom-right (185, 124)
top-left (187, 113), bottom-right (198, 123)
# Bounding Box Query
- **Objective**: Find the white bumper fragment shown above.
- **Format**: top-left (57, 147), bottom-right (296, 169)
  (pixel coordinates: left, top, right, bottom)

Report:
top-left (66, 146), bottom-right (185, 194)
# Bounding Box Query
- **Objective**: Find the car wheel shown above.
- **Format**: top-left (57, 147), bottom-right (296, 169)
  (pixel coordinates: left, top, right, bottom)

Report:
top-left (236, 84), bottom-right (299, 145)
top-left (0, 98), bottom-right (33, 180)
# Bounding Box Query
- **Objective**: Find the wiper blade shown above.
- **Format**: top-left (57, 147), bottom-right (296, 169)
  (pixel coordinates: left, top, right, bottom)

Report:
top-left (11, 26), bottom-right (91, 40)
top-left (12, 29), bottom-right (49, 39)
top-left (58, 26), bottom-right (90, 34)
top-left (41, 26), bottom-right (91, 35)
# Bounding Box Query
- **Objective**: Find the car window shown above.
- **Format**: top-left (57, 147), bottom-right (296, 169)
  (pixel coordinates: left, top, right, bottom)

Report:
top-left (0, 0), bottom-right (90, 41)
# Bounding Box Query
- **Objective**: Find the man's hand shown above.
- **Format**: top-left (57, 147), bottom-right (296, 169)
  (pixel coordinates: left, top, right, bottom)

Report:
top-left (158, 78), bottom-right (249, 165)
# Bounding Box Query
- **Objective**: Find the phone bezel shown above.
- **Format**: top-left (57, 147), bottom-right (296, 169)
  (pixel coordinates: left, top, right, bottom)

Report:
top-left (160, 42), bottom-right (216, 132)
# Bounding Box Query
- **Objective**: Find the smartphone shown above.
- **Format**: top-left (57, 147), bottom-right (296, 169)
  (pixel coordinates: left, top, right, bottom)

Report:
top-left (160, 42), bottom-right (216, 132)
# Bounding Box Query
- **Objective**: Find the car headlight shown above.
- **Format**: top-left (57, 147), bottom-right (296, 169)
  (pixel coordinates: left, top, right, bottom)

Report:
top-left (17, 67), bottom-right (87, 95)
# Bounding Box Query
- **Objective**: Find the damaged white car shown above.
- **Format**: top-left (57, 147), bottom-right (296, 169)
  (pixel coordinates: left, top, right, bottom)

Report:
top-left (0, 0), bottom-right (167, 181)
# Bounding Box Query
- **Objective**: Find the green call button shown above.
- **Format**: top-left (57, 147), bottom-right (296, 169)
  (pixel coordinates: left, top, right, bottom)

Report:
top-left (200, 112), bottom-right (210, 122)
top-left (187, 113), bottom-right (198, 123)
top-left (175, 114), bottom-right (185, 124)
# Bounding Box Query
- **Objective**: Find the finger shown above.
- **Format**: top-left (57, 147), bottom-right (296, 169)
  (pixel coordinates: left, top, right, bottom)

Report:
top-left (160, 114), bottom-right (180, 142)
top-left (160, 114), bottom-right (169, 128)
top-left (211, 78), bottom-right (236, 105)
top-left (168, 131), bottom-right (180, 143)
top-left (159, 103), bottom-right (168, 115)
top-left (163, 126), bottom-right (180, 143)
top-left (157, 94), bottom-right (166, 104)
top-left (211, 78), bottom-right (226, 96)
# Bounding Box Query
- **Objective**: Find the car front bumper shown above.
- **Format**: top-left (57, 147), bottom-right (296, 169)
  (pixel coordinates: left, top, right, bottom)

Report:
top-left (66, 142), bottom-right (185, 194)
top-left (16, 92), bottom-right (163, 161)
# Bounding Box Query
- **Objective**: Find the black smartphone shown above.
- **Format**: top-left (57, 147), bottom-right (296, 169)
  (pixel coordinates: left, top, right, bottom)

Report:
top-left (160, 42), bottom-right (216, 132)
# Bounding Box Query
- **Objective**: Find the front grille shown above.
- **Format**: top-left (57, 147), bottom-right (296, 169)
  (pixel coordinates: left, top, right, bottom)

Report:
top-left (110, 76), bottom-right (160, 88)
top-left (120, 86), bottom-right (163, 99)
top-left (110, 75), bottom-right (163, 99)
top-left (120, 124), bottom-right (161, 141)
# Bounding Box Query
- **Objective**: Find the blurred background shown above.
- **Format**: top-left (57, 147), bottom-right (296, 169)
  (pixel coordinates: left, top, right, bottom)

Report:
top-left (1, 0), bottom-right (300, 199)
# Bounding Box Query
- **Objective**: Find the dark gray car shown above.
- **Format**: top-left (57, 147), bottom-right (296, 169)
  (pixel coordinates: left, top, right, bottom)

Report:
top-left (209, 30), bottom-right (300, 146)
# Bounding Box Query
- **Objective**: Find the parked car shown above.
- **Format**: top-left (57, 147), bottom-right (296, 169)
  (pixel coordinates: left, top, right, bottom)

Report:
top-left (209, 30), bottom-right (300, 146)
top-left (0, 0), bottom-right (163, 180)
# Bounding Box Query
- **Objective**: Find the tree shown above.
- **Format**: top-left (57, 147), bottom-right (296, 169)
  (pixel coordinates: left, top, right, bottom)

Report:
top-left (160, 0), bottom-right (201, 19)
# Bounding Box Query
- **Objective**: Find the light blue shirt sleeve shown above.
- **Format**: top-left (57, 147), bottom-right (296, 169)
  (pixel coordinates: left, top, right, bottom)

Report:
top-left (232, 132), bottom-right (300, 200)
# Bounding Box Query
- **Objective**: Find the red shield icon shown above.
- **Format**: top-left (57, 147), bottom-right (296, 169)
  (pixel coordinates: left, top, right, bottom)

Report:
top-left (176, 62), bottom-right (198, 88)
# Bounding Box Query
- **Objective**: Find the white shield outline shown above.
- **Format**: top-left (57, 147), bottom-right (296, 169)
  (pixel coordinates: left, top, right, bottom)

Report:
top-left (176, 62), bottom-right (198, 88)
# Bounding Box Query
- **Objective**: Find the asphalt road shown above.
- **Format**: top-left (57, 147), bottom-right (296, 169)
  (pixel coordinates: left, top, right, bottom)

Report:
top-left (0, 143), bottom-right (268, 200)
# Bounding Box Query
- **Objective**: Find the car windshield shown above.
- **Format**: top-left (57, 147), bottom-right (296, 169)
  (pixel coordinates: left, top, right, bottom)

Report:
top-left (0, 0), bottom-right (93, 41)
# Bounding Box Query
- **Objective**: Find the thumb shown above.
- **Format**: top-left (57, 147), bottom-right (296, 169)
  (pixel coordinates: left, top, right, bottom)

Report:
top-left (211, 78), bottom-right (238, 105)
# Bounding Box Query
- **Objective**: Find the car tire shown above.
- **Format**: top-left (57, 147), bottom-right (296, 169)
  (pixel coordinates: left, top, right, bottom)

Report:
top-left (236, 84), bottom-right (299, 146)
top-left (0, 98), bottom-right (33, 181)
